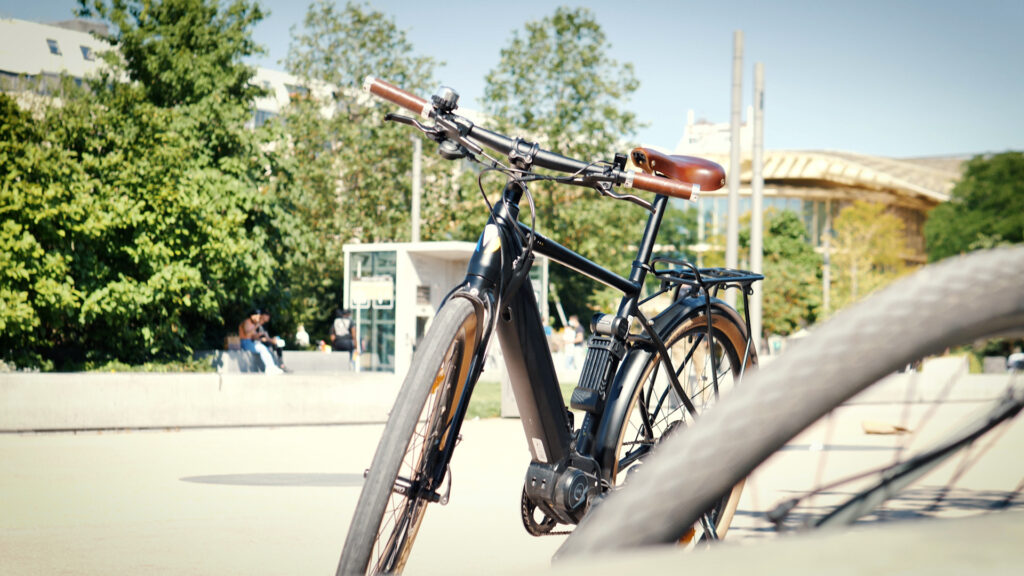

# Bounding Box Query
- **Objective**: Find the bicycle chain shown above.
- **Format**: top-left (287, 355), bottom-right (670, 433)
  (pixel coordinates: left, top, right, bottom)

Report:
top-left (520, 487), bottom-right (572, 536)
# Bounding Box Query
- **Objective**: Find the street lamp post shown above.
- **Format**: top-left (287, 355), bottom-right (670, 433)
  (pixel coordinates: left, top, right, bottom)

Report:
top-left (725, 30), bottom-right (743, 308)
top-left (750, 62), bottom-right (765, 351)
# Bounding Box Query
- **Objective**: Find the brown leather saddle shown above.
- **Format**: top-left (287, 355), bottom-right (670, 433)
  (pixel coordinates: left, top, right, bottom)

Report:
top-left (630, 148), bottom-right (726, 192)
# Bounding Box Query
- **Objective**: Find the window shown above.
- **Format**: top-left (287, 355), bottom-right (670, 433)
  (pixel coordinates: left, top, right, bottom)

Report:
top-left (284, 83), bottom-right (309, 101)
top-left (80, 45), bottom-right (95, 61)
top-left (416, 285), bottom-right (431, 305)
top-left (349, 251), bottom-right (397, 372)
top-left (252, 109), bottom-right (277, 128)
top-left (46, 39), bottom-right (61, 55)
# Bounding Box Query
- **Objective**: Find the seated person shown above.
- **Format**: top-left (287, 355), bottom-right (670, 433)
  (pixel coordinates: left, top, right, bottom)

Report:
top-left (256, 311), bottom-right (286, 370)
top-left (238, 309), bottom-right (283, 375)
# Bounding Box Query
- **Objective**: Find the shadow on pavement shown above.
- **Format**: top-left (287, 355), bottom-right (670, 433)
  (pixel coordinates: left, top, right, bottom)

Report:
top-left (180, 472), bottom-right (365, 487)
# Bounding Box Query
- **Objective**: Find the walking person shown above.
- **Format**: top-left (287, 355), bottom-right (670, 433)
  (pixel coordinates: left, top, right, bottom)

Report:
top-left (329, 308), bottom-right (356, 363)
top-left (569, 314), bottom-right (586, 370)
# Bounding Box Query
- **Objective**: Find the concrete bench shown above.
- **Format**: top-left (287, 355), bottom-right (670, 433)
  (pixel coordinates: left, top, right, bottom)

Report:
top-left (198, 350), bottom-right (352, 374)
top-left (203, 350), bottom-right (267, 373)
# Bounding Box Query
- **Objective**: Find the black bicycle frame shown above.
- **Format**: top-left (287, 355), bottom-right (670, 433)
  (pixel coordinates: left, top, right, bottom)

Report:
top-left (447, 178), bottom-right (672, 472)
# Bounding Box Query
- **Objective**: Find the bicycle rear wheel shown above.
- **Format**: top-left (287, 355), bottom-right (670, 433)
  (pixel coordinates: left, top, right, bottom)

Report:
top-left (608, 305), bottom-right (755, 543)
top-left (561, 246), bottom-right (1024, 556)
top-left (337, 297), bottom-right (479, 576)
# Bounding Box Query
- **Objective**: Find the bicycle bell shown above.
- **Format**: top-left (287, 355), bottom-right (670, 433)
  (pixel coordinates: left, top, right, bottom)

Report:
top-left (432, 86), bottom-right (460, 113)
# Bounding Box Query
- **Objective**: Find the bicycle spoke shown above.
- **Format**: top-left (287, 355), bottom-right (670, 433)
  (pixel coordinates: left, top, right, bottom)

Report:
top-left (610, 313), bottom-right (749, 551)
top-left (698, 511), bottom-right (719, 542)
top-left (994, 478), bottom-right (1024, 510)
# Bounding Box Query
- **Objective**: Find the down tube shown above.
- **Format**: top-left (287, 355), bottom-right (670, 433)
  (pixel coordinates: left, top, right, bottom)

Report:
top-left (495, 278), bottom-right (571, 465)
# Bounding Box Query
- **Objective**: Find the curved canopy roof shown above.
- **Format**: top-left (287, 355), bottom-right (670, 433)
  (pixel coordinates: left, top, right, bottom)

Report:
top-left (706, 150), bottom-right (964, 206)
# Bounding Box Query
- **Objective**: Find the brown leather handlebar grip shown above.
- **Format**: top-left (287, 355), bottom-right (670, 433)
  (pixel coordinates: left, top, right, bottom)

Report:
top-left (362, 76), bottom-right (432, 119)
top-left (629, 172), bottom-right (698, 201)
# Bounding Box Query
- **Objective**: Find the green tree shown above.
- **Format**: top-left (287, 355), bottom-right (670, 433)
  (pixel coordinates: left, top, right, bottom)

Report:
top-left (741, 210), bottom-right (821, 336)
top-left (278, 0), bottom-right (443, 336)
top-left (79, 0), bottom-right (267, 164)
top-left (0, 94), bottom-right (86, 368)
top-left (830, 201), bottom-right (910, 309)
top-left (482, 6), bottom-right (646, 320)
top-left (285, 0), bottom-right (434, 94)
top-left (657, 201), bottom-right (699, 263)
top-left (924, 151), bottom-right (1024, 261)
top-left (1, 0), bottom-right (289, 369)
top-left (284, 0), bottom-right (440, 243)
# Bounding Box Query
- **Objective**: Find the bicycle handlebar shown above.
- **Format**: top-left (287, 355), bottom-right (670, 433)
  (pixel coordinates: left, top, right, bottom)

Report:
top-left (363, 76), bottom-right (433, 119)
top-left (362, 76), bottom-right (700, 201)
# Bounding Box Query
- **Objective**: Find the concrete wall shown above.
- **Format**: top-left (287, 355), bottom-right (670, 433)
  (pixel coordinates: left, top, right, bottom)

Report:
top-left (199, 350), bottom-right (353, 373)
top-left (2, 355), bottom-right (1013, 432)
top-left (0, 372), bottom-right (399, 432)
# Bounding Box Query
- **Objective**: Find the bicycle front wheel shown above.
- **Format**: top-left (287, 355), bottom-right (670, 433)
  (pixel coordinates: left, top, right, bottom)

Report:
top-left (609, 304), bottom-right (755, 543)
top-left (337, 297), bottom-right (479, 576)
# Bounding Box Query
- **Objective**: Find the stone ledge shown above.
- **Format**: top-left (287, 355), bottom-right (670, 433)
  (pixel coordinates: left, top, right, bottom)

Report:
top-left (197, 350), bottom-right (354, 374)
top-left (0, 371), bottom-right (399, 432)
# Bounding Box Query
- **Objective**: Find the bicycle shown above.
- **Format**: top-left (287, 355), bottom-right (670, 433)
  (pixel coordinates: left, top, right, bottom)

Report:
top-left (336, 77), bottom-right (763, 575)
top-left (558, 245), bottom-right (1024, 558)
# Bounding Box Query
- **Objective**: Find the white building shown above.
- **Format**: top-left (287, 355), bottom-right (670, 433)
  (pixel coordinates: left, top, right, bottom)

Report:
top-left (0, 16), bottom-right (318, 131)
top-left (0, 18), bottom-right (109, 90)
top-left (675, 108), bottom-right (754, 157)
top-left (343, 242), bottom-right (550, 375)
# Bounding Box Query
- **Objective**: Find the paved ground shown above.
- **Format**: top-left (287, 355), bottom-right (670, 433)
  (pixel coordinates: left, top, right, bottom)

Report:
top-left (0, 419), bottom-right (559, 576)
top-left (2, 397), bottom-right (1022, 575)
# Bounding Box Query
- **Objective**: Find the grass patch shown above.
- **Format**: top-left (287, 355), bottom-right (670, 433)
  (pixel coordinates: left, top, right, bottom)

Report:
top-left (466, 380), bottom-right (576, 419)
top-left (467, 380), bottom-right (503, 419)
top-left (87, 357), bottom-right (216, 373)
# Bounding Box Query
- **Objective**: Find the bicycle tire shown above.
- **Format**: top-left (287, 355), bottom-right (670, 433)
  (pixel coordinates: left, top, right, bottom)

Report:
top-left (606, 307), bottom-right (755, 543)
top-left (560, 246), bottom-right (1024, 556)
top-left (337, 297), bottom-right (479, 576)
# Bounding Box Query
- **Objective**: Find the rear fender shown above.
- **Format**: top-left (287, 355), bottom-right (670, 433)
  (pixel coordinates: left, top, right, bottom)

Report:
top-left (592, 297), bottom-right (756, 481)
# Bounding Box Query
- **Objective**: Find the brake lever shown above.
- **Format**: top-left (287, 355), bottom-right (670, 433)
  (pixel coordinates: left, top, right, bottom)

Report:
top-left (386, 112), bottom-right (477, 162)
top-left (590, 179), bottom-right (653, 212)
top-left (384, 113), bottom-right (444, 141)
top-left (384, 112), bottom-right (416, 126)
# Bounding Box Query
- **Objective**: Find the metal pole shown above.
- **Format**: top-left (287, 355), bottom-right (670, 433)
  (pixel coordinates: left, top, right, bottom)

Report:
top-left (697, 204), bottom-right (706, 268)
top-left (750, 62), bottom-right (764, 351)
top-left (725, 30), bottom-right (743, 307)
top-left (541, 257), bottom-right (549, 326)
top-left (354, 259), bottom-right (362, 373)
top-left (823, 200), bottom-right (832, 316)
top-left (411, 136), bottom-right (422, 242)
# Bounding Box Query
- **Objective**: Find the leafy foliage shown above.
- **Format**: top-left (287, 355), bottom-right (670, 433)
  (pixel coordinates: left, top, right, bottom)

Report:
top-left (924, 152), bottom-right (1024, 262)
top-left (830, 201), bottom-right (911, 309)
top-left (277, 1), bottom-right (448, 337)
top-left (286, 0), bottom-right (434, 93)
top-left (280, 0), bottom-right (440, 243)
top-left (657, 201), bottom-right (699, 263)
top-left (741, 211), bottom-right (822, 335)
top-left (1, 0), bottom-right (288, 369)
top-left (482, 6), bottom-right (647, 321)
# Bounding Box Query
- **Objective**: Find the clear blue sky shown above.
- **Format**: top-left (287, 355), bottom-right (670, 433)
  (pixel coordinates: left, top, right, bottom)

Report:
top-left (3, 0), bottom-right (1022, 158)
